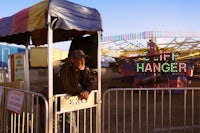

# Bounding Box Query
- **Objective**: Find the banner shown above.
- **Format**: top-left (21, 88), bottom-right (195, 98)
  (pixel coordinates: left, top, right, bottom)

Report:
top-left (101, 31), bottom-right (200, 42)
top-left (6, 90), bottom-right (24, 114)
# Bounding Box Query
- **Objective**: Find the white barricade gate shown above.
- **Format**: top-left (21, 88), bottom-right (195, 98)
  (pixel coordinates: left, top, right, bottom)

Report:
top-left (53, 90), bottom-right (99, 133)
top-left (102, 87), bottom-right (200, 133)
top-left (0, 86), bottom-right (48, 133)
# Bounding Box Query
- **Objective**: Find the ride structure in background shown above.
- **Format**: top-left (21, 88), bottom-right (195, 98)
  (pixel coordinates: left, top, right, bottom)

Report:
top-left (101, 31), bottom-right (200, 91)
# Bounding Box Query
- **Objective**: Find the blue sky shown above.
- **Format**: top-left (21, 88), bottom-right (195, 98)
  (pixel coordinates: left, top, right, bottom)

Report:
top-left (0, 0), bottom-right (200, 50)
top-left (73, 0), bottom-right (200, 35)
top-left (1, 0), bottom-right (200, 36)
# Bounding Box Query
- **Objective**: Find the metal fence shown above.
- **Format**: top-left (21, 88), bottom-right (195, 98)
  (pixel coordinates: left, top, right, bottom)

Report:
top-left (102, 87), bottom-right (200, 133)
top-left (3, 85), bottom-right (200, 133)
top-left (53, 90), bottom-right (99, 133)
top-left (0, 86), bottom-right (99, 133)
top-left (0, 86), bottom-right (48, 133)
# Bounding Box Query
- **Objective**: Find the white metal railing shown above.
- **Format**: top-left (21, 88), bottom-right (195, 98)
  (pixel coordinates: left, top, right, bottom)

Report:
top-left (3, 86), bottom-right (200, 133)
top-left (53, 90), bottom-right (99, 133)
top-left (0, 86), bottom-right (48, 133)
top-left (102, 87), bottom-right (200, 133)
top-left (1, 86), bottom-right (99, 133)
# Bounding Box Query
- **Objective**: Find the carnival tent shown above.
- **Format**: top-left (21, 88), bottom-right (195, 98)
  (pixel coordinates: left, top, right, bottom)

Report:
top-left (0, 0), bottom-right (102, 46)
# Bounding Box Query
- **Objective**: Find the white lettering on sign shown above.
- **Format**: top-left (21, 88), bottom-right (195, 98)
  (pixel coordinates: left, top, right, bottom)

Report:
top-left (0, 87), bottom-right (3, 105)
top-left (60, 91), bottom-right (96, 112)
top-left (6, 90), bottom-right (24, 114)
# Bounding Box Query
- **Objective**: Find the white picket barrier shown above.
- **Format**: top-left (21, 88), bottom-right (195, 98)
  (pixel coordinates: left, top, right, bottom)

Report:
top-left (53, 90), bottom-right (99, 133)
top-left (0, 86), bottom-right (48, 133)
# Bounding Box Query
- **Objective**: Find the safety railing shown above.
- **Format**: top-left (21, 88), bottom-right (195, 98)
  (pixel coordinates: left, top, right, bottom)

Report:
top-left (102, 87), bottom-right (200, 133)
top-left (0, 86), bottom-right (48, 133)
top-left (53, 90), bottom-right (99, 133)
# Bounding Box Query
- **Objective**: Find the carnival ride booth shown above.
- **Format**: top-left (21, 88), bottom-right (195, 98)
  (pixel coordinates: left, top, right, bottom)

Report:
top-left (0, 0), bottom-right (102, 132)
top-left (0, 0), bottom-right (102, 90)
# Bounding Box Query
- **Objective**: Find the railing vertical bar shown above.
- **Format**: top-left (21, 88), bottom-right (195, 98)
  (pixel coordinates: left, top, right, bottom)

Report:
top-left (154, 89), bottom-right (156, 130)
top-left (161, 89), bottom-right (164, 129)
top-left (11, 113), bottom-right (13, 133)
top-left (63, 113), bottom-right (66, 133)
top-left (77, 110), bottom-right (80, 133)
top-left (123, 90), bottom-right (126, 133)
top-left (139, 90), bottom-right (141, 133)
top-left (146, 90), bottom-right (149, 133)
top-left (17, 114), bottom-right (20, 133)
top-left (108, 92), bottom-right (110, 133)
top-left (54, 97), bottom-right (57, 133)
top-left (102, 92), bottom-right (105, 133)
top-left (84, 109), bottom-right (87, 133)
top-left (26, 91), bottom-right (29, 133)
top-left (35, 97), bottom-right (39, 133)
top-left (5, 92), bottom-right (8, 133)
top-left (90, 108), bottom-right (93, 133)
top-left (184, 89), bottom-right (187, 133)
top-left (26, 113), bottom-right (29, 133)
top-left (131, 90), bottom-right (133, 133)
top-left (70, 112), bottom-right (73, 133)
top-left (31, 95), bottom-right (34, 133)
top-left (199, 90), bottom-right (200, 129)
top-left (14, 113), bottom-right (16, 133)
top-left (116, 91), bottom-right (118, 133)
top-left (22, 112), bottom-right (25, 133)
top-left (192, 89), bottom-right (194, 133)
top-left (0, 91), bottom-right (4, 132)
top-left (169, 89), bottom-right (171, 133)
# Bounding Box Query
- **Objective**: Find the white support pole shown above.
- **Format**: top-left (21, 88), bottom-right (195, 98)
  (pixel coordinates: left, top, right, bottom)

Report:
top-left (96, 31), bottom-right (102, 133)
top-left (47, 12), bottom-right (53, 133)
top-left (25, 45), bottom-right (30, 91)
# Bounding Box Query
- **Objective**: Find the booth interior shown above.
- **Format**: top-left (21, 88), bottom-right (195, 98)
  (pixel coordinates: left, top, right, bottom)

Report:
top-left (29, 33), bottom-right (99, 93)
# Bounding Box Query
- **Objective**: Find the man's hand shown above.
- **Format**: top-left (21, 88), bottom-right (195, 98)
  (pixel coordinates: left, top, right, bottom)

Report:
top-left (79, 91), bottom-right (89, 100)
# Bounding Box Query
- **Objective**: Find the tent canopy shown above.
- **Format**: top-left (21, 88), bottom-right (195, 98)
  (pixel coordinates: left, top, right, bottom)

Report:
top-left (0, 0), bottom-right (102, 46)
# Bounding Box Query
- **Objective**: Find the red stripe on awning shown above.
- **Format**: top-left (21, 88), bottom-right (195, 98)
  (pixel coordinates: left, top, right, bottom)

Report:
top-left (12, 7), bottom-right (30, 34)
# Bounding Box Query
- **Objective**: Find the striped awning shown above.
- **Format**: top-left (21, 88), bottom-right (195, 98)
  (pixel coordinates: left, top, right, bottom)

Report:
top-left (0, 0), bottom-right (102, 46)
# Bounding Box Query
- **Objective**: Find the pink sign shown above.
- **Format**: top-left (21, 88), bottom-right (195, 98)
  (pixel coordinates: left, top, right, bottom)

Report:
top-left (6, 90), bottom-right (24, 114)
